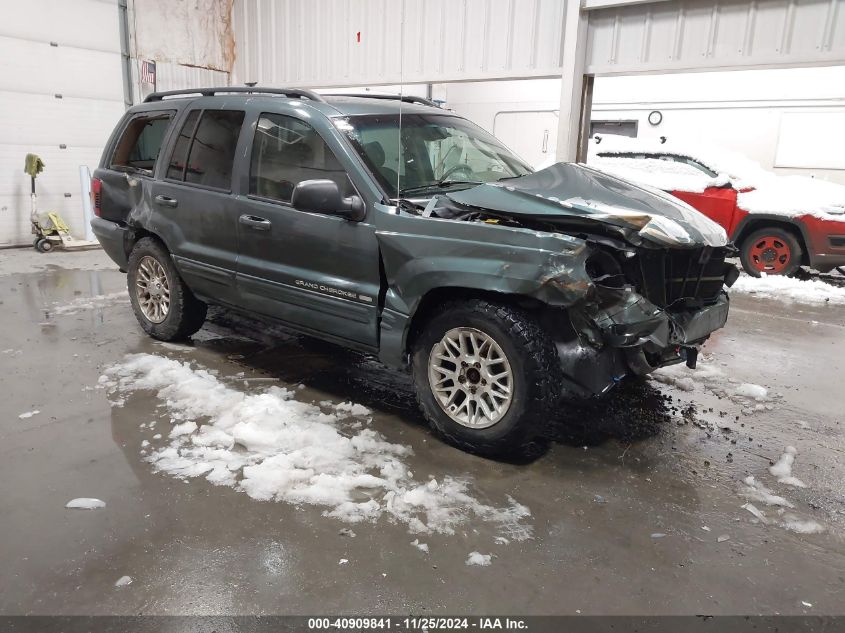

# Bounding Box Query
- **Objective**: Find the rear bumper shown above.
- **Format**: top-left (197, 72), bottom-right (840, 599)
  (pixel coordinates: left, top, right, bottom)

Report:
top-left (90, 217), bottom-right (130, 271)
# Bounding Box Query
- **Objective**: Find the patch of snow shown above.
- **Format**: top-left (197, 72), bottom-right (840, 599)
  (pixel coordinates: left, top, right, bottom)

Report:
top-left (338, 558), bottom-right (348, 565)
top-left (650, 533), bottom-right (667, 539)
top-left (780, 515), bottom-right (825, 535)
top-left (52, 291), bottom-right (129, 316)
top-left (732, 273), bottom-right (845, 306)
top-left (410, 538), bottom-right (429, 553)
top-left (114, 576), bottom-right (132, 587)
top-left (802, 601), bottom-right (813, 608)
top-left (742, 502), bottom-right (769, 525)
top-left (717, 534), bottom-right (731, 543)
top-left (156, 342), bottom-right (194, 352)
top-left (734, 383), bottom-right (768, 401)
top-left (466, 552), bottom-right (492, 566)
top-left (18, 410), bottom-right (40, 419)
top-left (169, 421), bottom-right (198, 438)
top-left (652, 359), bottom-right (772, 408)
top-left (66, 498), bottom-right (106, 510)
top-left (741, 476), bottom-right (794, 508)
top-left (101, 354), bottom-right (532, 539)
top-left (334, 402), bottom-right (372, 417)
top-left (769, 446), bottom-right (806, 488)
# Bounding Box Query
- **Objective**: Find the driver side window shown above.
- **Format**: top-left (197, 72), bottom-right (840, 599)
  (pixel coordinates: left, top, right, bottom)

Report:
top-left (249, 113), bottom-right (355, 204)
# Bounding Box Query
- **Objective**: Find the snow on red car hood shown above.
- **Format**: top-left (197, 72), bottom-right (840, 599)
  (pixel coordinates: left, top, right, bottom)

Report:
top-left (588, 136), bottom-right (845, 220)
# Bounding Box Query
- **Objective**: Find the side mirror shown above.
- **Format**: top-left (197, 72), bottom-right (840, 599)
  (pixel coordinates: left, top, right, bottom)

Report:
top-left (291, 179), bottom-right (365, 221)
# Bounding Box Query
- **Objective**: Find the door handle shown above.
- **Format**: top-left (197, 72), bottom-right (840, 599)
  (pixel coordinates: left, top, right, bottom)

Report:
top-left (154, 194), bottom-right (178, 208)
top-left (239, 214), bottom-right (271, 231)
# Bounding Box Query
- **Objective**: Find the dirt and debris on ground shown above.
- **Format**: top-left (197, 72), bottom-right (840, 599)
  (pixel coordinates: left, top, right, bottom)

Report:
top-left (1, 248), bottom-right (844, 615)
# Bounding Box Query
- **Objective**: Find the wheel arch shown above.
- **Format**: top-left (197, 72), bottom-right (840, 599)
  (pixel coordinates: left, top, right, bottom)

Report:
top-left (732, 215), bottom-right (810, 266)
top-left (403, 286), bottom-right (555, 361)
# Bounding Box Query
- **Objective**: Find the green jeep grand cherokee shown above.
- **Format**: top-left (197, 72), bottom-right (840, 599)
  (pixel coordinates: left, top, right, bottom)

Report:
top-left (91, 87), bottom-right (737, 457)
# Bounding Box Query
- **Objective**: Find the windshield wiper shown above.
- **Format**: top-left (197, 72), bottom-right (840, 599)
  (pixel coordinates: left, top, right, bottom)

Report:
top-left (399, 179), bottom-right (482, 196)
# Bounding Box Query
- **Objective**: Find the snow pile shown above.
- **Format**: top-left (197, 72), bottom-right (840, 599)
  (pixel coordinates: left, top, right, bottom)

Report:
top-left (734, 383), bottom-right (768, 401)
top-left (66, 498), bottom-right (106, 510)
top-left (52, 291), bottom-right (129, 315)
top-left (741, 476), bottom-right (794, 508)
top-left (732, 273), bottom-right (845, 306)
top-left (740, 176), bottom-right (845, 218)
top-left (18, 410), bottom-right (40, 419)
top-left (100, 354), bottom-right (532, 538)
top-left (410, 539), bottom-right (429, 553)
top-left (769, 446), bottom-right (806, 488)
top-left (740, 472), bottom-right (824, 535)
top-left (465, 552), bottom-right (492, 566)
top-left (652, 358), bottom-right (773, 410)
top-left (588, 135), bottom-right (845, 219)
top-left (114, 576), bottom-right (132, 587)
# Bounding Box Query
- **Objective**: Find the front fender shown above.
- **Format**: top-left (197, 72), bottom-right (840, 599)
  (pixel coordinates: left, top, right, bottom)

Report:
top-left (374, 207), bottom-right (592, 366)
top-left (376, 209), bottom-right (591, 314)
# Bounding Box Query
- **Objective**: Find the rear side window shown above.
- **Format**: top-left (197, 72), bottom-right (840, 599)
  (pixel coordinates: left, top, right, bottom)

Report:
top-left (249, 113), bottom-right (355, 203)
top-left (111, 111), bottom-right (174, 174)
top-left (166, 109), bottom-right (245, 190)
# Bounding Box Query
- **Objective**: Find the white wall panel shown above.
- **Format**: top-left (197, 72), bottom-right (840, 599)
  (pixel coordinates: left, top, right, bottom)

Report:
top-left (0, 0), bottom-right (125, 246)
top-left (586, 0), bottom-right (845, 75)
top-left (0, 0), bottom-right (121, 53)
top-left (0, 36), bottom-right (123, 101)
top-left (232, 0), bottom-right (568, 87)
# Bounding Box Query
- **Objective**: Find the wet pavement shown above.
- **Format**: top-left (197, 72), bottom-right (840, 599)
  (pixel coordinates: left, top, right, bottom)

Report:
top-left (1, 248), bottom-right (844, 616)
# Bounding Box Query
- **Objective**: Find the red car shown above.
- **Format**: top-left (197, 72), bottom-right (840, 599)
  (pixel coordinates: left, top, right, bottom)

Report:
top-left (588, 137), bottom-right (845, 276)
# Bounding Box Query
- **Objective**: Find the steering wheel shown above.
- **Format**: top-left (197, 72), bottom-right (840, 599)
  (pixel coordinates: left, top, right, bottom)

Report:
top-left (439, 163), bottom-right (475, 182)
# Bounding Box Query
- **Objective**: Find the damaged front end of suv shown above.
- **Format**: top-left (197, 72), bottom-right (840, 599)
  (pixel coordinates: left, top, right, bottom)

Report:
top-left (376, 162), bottom-right (738, 399)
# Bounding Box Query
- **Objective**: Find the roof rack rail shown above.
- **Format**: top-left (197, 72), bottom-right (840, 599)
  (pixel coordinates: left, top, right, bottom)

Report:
top-left (143, 86), bottom-right (326, 103)
top-left (322, 93), bottom-right (440, 108)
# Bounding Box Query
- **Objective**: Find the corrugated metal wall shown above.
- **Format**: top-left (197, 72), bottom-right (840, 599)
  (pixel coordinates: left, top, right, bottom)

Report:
top-left (586, 0), bottom-right (845, 75)
top-left (232, 0), bottom-right (568, 87)
top-left (232, 0), bottom-right (845, 87)
top-left (131, 60), bottom-right (229, 98)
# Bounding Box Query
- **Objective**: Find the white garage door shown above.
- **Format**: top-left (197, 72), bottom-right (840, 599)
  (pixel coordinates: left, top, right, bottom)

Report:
top-left (494, 111), bottom-right (560, 170)
top-left (0, 0), bottom-right (126, 247)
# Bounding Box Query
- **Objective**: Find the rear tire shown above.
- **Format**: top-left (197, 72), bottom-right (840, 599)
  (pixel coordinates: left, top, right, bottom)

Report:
top-left (127, 237), bottom-right (207, 341)
top-left (740, 227), bottom-right (802, 277)
top-left (36, 238), bottom-right (53, 253)
top-left (411, 299), bottom-right (561, 458)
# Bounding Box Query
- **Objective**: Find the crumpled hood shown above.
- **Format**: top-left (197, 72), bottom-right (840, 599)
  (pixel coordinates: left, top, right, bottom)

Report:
top-left (446, 162), bottom-right (728, 248)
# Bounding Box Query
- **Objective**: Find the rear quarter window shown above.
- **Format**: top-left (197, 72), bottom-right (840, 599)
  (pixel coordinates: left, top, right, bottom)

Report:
top-left (110, 111), bottom-right (175, 174)
top-left (166, 109), bottom-right (245, 191)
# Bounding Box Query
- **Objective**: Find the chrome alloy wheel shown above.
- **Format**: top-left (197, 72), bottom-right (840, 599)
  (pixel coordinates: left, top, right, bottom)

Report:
top-left (427, 327), bottom-right (514, 429)
top-left (136, 256), bottom-right (170, 323)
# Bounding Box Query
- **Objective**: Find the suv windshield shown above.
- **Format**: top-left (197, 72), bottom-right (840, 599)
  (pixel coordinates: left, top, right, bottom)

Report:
top-left (337, 113), bottom-right (532, 198)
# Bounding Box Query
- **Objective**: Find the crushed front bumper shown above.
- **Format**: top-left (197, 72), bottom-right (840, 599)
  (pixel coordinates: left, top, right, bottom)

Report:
top-left (557, 291), bottom-right (730, 398)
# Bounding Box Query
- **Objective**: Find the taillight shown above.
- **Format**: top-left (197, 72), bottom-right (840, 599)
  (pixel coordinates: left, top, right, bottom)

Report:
top-left (90, 177), bottom-right (102, 217)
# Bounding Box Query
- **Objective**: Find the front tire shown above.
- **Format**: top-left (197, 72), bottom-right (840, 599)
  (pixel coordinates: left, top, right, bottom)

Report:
top-left (127, 237), bottom-right (207, 341)
top-left (411, 299), bottom-right (561, 457)
top-left (740, 227), bottom-right (803, 277)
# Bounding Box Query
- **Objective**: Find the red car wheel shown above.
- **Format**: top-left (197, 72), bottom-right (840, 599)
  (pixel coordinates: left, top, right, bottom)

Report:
top-left (740, 227), bottom-right (803, 277)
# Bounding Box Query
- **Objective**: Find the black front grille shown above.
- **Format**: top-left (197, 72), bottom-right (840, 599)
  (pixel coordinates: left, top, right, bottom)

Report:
top-left (630, 247), bottom-right (728, 308)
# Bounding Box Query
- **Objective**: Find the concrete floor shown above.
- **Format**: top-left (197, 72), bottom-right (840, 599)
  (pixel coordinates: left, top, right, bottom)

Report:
top-left (1, 248), bottom-right (844, 616)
